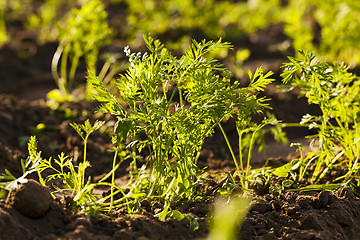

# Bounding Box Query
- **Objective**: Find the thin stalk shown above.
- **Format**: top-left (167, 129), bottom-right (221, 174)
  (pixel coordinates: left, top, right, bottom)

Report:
top-left (98, 59), bottom-right (111, 81)
top-left (68, 54), bottom-right (80, 89)
top-left (245, 131), bottom-right (257, 177)
top-left (102, 67), bottom-right (119, 85)
top-left (299, 157), bottom-right (315, 183)
top-left (109, 149), bottom-right (118, 212)
top-left (179, 88), bottom-right (183, 106)
top-left (319, 137), bottom-right (360, 180)
top-left (238, 130), bottom-right (245, 186)
top-left (51, 44), bottom-right (64, 86)
top-left (95, 182), bottom-right (129, 211)
top-left (82, 135), bottom-right (88, 188)
top-left (280, 122), bottom-right (309, 128)
top-left (218, 123), bottom-right (239, 172)
top-left (61, 45), bottom-right (70, 90)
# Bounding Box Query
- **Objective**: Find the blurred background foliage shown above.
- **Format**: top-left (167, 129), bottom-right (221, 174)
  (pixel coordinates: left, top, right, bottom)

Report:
top-left (1, 0), bottom-right (360, 71)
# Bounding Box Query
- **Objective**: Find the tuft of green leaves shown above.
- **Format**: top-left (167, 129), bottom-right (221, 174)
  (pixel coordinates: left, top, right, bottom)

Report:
top-left (50, 0), bottom-right (113, 100)
top-left (281, 51), bottom-right (360, 188)
top-left (0, 136), bottom-right (43, 190)
top-left (284, 0), bottom-right (360, 66)
top-left (88, 36), bottom-right (275, 215)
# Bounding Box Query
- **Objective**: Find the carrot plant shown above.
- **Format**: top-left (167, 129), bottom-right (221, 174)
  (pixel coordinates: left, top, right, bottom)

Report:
top-left (0, 119), bottom-right (132, 214)
top-left (284, 0), bottom-right (360, 66)
top-left (281, 51), bottom-right (360, 189)
top-left (50, 0), bottom-right (113, 101)
top-left (0, 136), bottom-right (43, 190)
top-left (88, 36), bottom-right (273, 216)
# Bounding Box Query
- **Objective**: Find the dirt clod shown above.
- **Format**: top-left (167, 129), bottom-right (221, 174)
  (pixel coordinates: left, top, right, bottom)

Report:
top-left (251, 199), bottom-right (271, 214)
top-left (6, 179), bottom-right (52, 218)
top-left (300, 213), bottom-right (322, 230)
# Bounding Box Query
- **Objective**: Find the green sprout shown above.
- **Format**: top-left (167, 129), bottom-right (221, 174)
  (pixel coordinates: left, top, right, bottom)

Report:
top-left (88, 35), bottom-right (274, 216)
top-left (50, 0), bottom-right (113, 100)
top-left (280, 50), bottom-right (360, 190)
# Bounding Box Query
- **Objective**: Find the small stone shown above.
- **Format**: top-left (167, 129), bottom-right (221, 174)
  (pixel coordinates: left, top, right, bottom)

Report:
top-left (6, 179), bottom-right (52, 218)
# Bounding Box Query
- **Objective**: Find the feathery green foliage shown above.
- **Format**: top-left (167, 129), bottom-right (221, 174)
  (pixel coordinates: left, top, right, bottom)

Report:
top-left (281, 51), bottom-right (360, 188)
top-left (50, 0), bottom-right (113, 100)
top-left (88, 36), bottom-right (274, 215)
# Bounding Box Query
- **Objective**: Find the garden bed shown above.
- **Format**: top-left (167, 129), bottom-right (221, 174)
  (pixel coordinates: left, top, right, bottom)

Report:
top-left (1, 1), bottom-right (360, 239)
top-left (1, 46), bottom-right (360, 240)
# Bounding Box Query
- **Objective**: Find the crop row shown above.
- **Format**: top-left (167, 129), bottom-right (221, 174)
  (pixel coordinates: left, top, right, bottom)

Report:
top-left (1, 36), bottom-right (359, 225)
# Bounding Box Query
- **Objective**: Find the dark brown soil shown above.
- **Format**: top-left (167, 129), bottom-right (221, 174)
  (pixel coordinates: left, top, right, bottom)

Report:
top-left (1, 7), bottom-right (359, 240)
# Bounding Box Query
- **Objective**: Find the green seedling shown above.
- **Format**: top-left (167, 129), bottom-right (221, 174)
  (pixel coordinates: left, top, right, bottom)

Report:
top-left (50, 0), bottom-right (113, 100)
top-left (68, 120), bottom-right (104, 189)
top-left (33, 120), bottom-right (104, 207)
top-left (0, 136), bottom-right (43, 190)
top-left (284, 0), bottom-right (360, 66)
top-left (3, 120), bottom-right (130, 213)
top-left (281, 50), bottom-right (360, 188)
top-left (217, 172), bottom-right (243, 196)
top-left (271, 179), bottom-right (294, 194)
top-left (220, 111), bottom-right (288, 190)
top-left (88, 35), bottom-right (274, 216)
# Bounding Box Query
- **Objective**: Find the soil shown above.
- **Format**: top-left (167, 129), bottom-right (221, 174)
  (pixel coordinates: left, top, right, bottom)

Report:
top-left (1, 5), bottom-right (359, 240)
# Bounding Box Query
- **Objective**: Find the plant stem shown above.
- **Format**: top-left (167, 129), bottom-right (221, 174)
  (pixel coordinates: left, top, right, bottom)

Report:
top-left (238, 130), bottom-right (245, 187)
top-left (51, 43), bottom-right (64, 86)
top-left (82, 136), bottom-right (88, 188)
top-left (319, 137), bottom-right (360, 180)
top-left (109, 149), bottom-right (118, 212)
top-left (246, 131), bottom-right (257, 178)
top-left (98, 59), bottom-right (111, 81)
top-left (218, 123), bottom-right (239, 172)
top-left (61, 45), bottom-right (70, 90)
top-left (69, 54), bottom-right (80, 89)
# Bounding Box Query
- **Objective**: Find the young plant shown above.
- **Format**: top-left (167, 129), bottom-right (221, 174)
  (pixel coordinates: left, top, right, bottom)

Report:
top-left (272, 143), bottom-right (309, 185)
top-left (220, 110), bottom-right (288, 190)
top-left (50, 0), bottom-right (113, 100)
top-left (32, 120), bottom-right (104, 206)
top-left (284, 0), bottom-right (360, 66)
top-left (281, 51), bottom-right (360, 187)
top-left (88, 36), bottom-right (274, 213)
top-left (0, 136), bottom-right (43, 190)
top-left (68, 120), bottom-right (104, 189)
